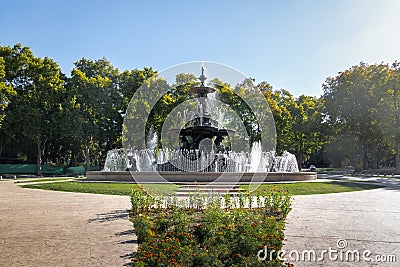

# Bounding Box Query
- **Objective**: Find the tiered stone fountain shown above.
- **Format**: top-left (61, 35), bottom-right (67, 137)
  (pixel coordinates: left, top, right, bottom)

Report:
top-left (86, 67), bottom-right (316, 183)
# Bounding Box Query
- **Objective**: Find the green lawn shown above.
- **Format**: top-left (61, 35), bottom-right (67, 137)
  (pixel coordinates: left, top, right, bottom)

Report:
top-left (244, 181), bottom-right (384, 195)
top-left (21, 181), bottom-right (179, 196)
top-left (21, 180), bottom-right (383, 196)
top-left (21, 182), bottom-right (140, 195)
top-left (14, 178), bottom-right (74, 183)
top-left (140, 183), bottom-right (180, 195)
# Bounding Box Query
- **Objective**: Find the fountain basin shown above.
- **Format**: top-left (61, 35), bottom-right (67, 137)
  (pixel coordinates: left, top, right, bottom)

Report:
top-left (85, 171), bottom-right (317, 183)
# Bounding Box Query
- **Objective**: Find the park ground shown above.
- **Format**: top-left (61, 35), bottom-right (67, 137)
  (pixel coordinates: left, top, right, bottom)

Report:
top-left (0, 176), bottom-right (399, 266)
top-left (282, 176), bottom-right (400, 266)
top-left (0, 180), bottom-right (134, 266)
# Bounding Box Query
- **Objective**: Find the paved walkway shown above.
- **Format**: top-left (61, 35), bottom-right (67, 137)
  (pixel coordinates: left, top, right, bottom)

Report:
top-left (2, 177), bottom-right (399, 266)
top-left (0, 181), bottom-right (134, 267)
top-left (283, 178), bottom-right (400, 266)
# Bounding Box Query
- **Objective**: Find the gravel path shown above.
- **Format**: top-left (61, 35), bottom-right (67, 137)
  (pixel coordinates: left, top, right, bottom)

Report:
top-left (0, 181), bottom-right (135, 266)
top-left (283, 178), bottom-right (400, 266)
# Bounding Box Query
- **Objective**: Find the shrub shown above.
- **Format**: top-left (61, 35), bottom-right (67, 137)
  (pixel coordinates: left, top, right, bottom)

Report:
top-left (130, 188), bottom-right (291, 266)
top-left (130, 187), bottom-right (158, 216)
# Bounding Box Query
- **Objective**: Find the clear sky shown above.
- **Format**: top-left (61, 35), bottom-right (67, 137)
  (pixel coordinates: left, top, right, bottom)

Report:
top-left (1, 0), bottom-right (400, 96)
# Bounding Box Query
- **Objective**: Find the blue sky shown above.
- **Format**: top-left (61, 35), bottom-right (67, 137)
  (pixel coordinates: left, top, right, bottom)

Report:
top-left (1, 0), bottom-right (400, 96)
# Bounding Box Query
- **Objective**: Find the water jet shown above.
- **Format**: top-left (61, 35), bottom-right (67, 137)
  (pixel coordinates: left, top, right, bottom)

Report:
top-left (86, 65), bottom-right (316, 183)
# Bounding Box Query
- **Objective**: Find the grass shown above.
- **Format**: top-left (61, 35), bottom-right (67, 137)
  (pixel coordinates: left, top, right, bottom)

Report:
top-left (140, 183), bottom-right (180, 195)
top-left (243, 181), bottom-right (384, 195)
top-left (21, 182), bottom-right (141, 195)
top-left (317, 168), bottom-right (354, 172)
top-left (14, 178), bottom-right (74, 183)
top-left (21, 181), bottom-right (180, 196)
top-left (20, 180), bottom-right (383, 196)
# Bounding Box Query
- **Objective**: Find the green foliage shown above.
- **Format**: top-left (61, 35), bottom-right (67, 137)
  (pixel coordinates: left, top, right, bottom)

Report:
top-left (323, 62), bottom-right (400, 169)
top-left (0, 44), bottom-right (156, 169)
top-left (130, 188), bottom-right (291, 266)
top-left (0, 44), bottom-right (65, 174)
top-left (217, 78), bottom-right (265, 145)
top-left (119, 67), bottom-right (156, 113)
top-left (130, 187), bottom-right (159, 216)
top-left (67, 57), bottom-right (122, 170)
top-left (0, 43), bottom-right (327, 170)
top-left (262, 88), bottom-right (326, 166)
top-left (2, 42), bottom-right (400, 172)
top-left (0, 57), bottom-right (16, 127)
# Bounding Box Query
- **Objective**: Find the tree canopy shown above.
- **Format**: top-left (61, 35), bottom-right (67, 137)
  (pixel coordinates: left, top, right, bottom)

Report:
top-left (1, 43), bottom-right (400, 173)
top-left (323, 62), bottom-right (400, 170)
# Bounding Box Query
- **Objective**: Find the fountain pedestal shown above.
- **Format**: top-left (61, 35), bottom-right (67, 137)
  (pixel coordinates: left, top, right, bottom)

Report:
top-left (85, 171), bottom-right (317, 183)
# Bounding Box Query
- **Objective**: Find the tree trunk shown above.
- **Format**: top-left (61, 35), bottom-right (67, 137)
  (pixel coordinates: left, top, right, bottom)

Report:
top-left (296, 137), bottom-right (304, 169)
top-left (85, 145), bottom-right (90, 173)
top-left (297, 152), bottom-right (303, 170)
top-left (36, 137), bottom-right (42, 176)
top-left (394, 87), bottom-right (400, 173)
top-left (362, 141), bottom-right (368, 170)
top-left (0, 142), bottom-right (4, 158)
top-left (396, 139), bottom-right (400, 174)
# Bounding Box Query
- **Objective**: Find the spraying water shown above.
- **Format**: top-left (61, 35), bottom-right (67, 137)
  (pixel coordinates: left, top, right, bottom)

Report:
top-left (103, 141), bottom-right (299, 173)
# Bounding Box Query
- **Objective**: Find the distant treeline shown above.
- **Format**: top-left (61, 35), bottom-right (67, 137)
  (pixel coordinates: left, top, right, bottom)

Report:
top-left (1, 44), bottom-right (400, 174)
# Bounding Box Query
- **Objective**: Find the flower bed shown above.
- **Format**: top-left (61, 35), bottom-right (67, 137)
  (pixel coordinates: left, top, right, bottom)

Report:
top-left (130, 188), bottom-right (292, 266)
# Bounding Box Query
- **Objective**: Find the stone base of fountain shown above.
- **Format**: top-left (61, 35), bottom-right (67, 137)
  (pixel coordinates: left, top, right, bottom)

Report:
top-left (85, 171), bottom-right (317, 183)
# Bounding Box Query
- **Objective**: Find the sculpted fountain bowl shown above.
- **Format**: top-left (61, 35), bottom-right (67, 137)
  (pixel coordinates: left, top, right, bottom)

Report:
top-left (86, 63), bottom-right (317, 183)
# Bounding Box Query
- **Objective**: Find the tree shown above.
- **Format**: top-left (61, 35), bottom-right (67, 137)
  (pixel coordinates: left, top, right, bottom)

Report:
top-left (68, 57), bottom-right (120, 171)
top-left (217, 78), bottom-right (262, 145)
top-left (392, 63), bottom-right (400, 173)
top-left (263, 87), bottom-right (325, 167)
top-left (263, 89), bottom-right (295, 154)
top-left (0, 44), bottom-right (31, 158)
top-left (0, 57), bottom-right (16, 127)
top-left (0, 44), bottom-right (65, 175)
top-left (322, 63), bottom-right (393, 169)
top-left (0, 56), bottom-right (17, 156)
top-left (119, 67), bottom-right (156, 113)
top-left (375, 62), bottom-right (400, 172)
top-left (289, 95), bottom-right (325, 167)
top-left (149, 73), bottom-right (194, 138)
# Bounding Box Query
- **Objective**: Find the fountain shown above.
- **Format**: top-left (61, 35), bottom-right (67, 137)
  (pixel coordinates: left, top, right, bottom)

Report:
top-left (87, 66), bottom-right (316, 183)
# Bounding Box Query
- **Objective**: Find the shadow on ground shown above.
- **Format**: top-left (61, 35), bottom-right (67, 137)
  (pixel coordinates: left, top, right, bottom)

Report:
top-left (88, 209), bottom-right (129, 223)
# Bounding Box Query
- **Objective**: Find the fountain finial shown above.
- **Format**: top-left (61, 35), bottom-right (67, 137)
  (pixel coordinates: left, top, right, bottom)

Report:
top-left (189, 66), bottom-right (215, 95)
top-left (199, 66), bottom-right (207, 86)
